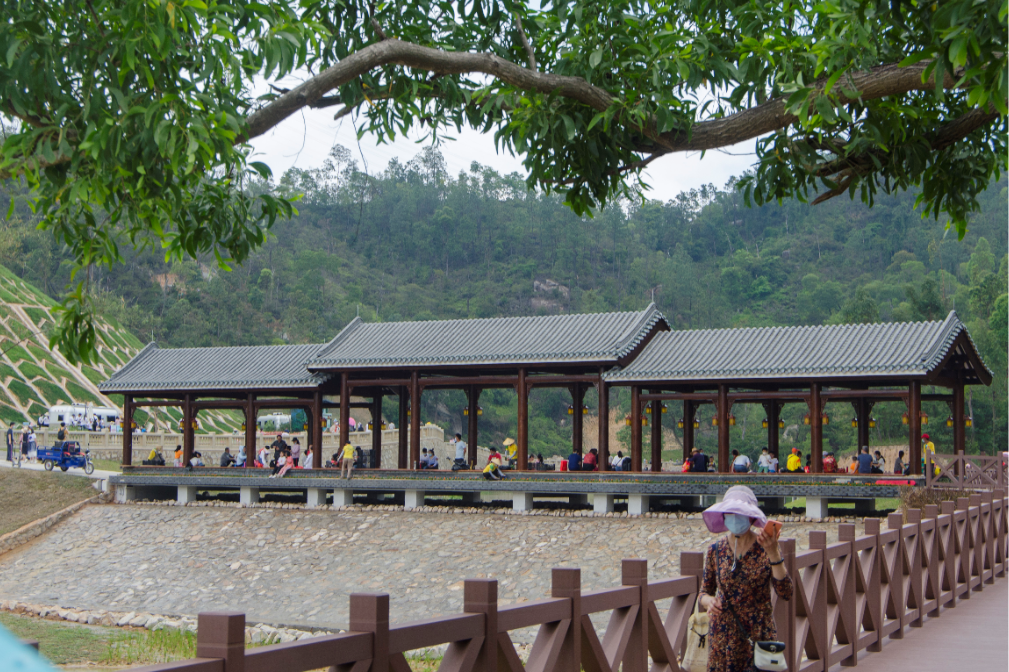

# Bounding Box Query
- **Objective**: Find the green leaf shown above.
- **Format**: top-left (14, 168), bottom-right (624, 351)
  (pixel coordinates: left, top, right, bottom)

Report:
top-left (5, 39), bottom-right (20, 68)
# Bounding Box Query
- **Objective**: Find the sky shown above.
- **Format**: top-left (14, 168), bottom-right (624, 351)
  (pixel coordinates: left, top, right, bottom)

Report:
top-left (246, 89), bottom-right (760, 203)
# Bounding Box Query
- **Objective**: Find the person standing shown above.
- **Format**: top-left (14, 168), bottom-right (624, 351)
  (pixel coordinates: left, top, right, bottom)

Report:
top-left (453, 433), bottom-right (467, 465)
top-left (20, 427), bottom-right (30, 463)
top-left (28, 427), bottom-right (37, 463)
top-left (786, 448), bottom-right (801, 473)
top-left (291, 438), bottom-right (301, 467)
top-left (697, 486), bottom-right (793, 672)
top-left (857, 446), bottom-right (873, 474)
top-left (690, 447), bottom-right (709, 473)
top-left (893, 450), bottom-right (905, 475)
top-left (340, 442), bottom-right (355, 479)
top-left (5, 422), bottom-right (13, 462)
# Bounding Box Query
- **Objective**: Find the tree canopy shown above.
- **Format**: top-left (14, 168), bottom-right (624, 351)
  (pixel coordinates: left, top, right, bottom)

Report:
top-left (0, 0), bottom-right (1006, 360)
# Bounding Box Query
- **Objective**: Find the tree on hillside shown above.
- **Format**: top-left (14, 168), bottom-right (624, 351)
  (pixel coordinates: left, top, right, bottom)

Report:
top-left (0, 0), bottom-right (1006, 361)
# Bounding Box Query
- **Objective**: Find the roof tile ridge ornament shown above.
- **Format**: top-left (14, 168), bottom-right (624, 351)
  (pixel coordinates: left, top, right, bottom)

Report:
top-left (916, 309), bottom-right (963, 371)
top-left (99, 340), bottom-right (158, 389)
top-left (310, 316), bottom-right (363, 365)
top-left (613, 302), bottom-right (669, 360)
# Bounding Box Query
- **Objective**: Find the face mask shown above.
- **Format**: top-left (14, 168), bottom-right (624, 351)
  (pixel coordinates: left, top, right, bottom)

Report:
top-left (724, 513), bottom-right (751, 536)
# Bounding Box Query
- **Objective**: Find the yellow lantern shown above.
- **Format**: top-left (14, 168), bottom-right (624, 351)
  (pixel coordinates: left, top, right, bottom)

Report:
top-left (778, 419), bottom-right (785, 429)
top-left (130, 421), bottom-right (137, 430)
top-left (478, 406), bottom-right (483, 416)
top-left (712, 417), bottom-right (718, 427)
top-left (901, 412), bottom-right (909, 425)
top-left (241, 423), bottom-right (246, 431)
top-left (641, 417), bottom-right (648, 427)
top-left (693, 419), bottom-right (700, 429)
top-left (965, 417), bottom-right (973, 428)
top-left (803, 413), bottom-right (810, 426)
top-left (581, 405), bottom-right (588, 415)
top-left (645, 405), bottom-right (652, 415)
top-left (464, 407), bottom-right (469, 416)
top-left (678, 418), bottom-right (685, 429)
top-left (869, 417), bottom-right (876, 428)
top-left (728, 414), bottom-right (736, 426)
top-left (567, 405), bottom-right (574, 415)
top-left (850, 417), bottom-right (857, 428)
top-left (625, 415), bottom-right (631, 426)
top-left (762, 418), bottom-right (769, 429)
top-left (921, 412), bottom-right (928, 425)
top-left (661, 403), bottom-right (667, 414)
top-left (946, 415), bottom-right (954, 427)
top-left (321, 417), bottom-right (328, 428)
top-left (822, 415), bottom-right (829, 426)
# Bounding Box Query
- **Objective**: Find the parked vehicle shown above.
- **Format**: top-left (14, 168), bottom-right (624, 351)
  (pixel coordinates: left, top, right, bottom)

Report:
top-left (37, 441), bottom-right (94, 474)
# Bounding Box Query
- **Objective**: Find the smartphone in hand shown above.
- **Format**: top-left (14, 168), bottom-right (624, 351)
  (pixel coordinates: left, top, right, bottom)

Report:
top-left (764, 519), bottom-right (783, 540)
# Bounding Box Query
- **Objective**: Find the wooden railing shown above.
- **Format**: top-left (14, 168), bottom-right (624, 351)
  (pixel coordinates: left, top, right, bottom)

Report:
top-left (926, 452), bottom-right (1007, 490)
top-left (115, 492), bottom-right (1006, 672)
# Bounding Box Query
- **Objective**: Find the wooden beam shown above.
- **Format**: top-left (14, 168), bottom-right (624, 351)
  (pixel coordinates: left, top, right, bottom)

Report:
top-left (122, 395), bottom-right (133, 466)
top-left (516, 368), bottom-right (528, 471)
top-left (245, 392), bottom-right (257, 465)
top-left (182, 394), bottom-right (194, 467)
top-left (398, 386), bottom-right (408, 469)
top-left (717, 385), bottom-right (730, 474)
top-left (909, 381), bottom-right (922, 475)
top-left (650, 392), bottom-right (662, 473)
top-left (630, 385), bottom-right (642, 472)
top-left (312, 391), bottom-right (323, 469)
top-left (597, 377), bottom-right (609, 471)
top-left (372, 394), bottom-right (383, 468)
top-left (763, 401), bottom-right (780, 461)
top-left (467, 386), bottom-right (480, 466)
top-left (810, 383), bottom-right (823, 473)
top-left (682, 399), bottom-right (695, 463)
top-left (571, 384), bottom-right (585, 456)
top-left (410, 371), bottom-right (421, 469)
top-left (953, 383), bottom-right (966, 456)
top-left (340, 373), bottom-right (351, 450)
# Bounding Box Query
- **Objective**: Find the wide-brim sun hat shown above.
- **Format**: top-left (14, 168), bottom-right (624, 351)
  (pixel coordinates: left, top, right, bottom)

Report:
top-left (701, 485), bottom-right (768, 534)
top-left (503, 438), bottom-right (515, 446)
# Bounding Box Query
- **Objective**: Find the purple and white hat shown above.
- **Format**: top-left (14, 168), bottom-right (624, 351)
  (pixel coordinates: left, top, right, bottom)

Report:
top-left (701, 485), bottom-right (768, 533)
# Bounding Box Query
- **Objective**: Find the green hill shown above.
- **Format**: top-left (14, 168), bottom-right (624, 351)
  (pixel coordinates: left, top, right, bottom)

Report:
top-left (0, 264), bottom-right (239, 432)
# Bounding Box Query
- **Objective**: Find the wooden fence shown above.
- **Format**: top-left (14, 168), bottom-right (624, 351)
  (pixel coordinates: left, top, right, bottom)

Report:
top-left (112, 491), bottom-right (1006, 672)
top-left (926, 452), bottom-right (1007, 490)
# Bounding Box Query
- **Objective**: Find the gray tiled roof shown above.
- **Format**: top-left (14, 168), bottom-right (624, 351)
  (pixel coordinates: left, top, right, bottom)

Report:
top-left (605, 311), bottom-right (990, 383)
top-left (309, 304), bottom-right (668, 369)
top-left (99, 342), bottom-right (331, 392)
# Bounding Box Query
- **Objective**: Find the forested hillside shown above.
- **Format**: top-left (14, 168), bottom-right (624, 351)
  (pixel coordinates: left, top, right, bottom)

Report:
top-left (1, 146), bottom-right (1005, 458)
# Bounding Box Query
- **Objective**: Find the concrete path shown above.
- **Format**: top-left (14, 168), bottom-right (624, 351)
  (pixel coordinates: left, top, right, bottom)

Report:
top-left (0, 457), bottom-right (118, 481)
top-left (831, 577), bottom-right (1008, 672)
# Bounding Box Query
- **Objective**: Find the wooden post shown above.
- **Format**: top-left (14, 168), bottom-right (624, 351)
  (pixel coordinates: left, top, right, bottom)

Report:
top-left (312, 391), bottom-right (323, 469)
top-left (650, 392), bottom-right (662, 473)
top-left (551, 568), bottom-right (582, 672)
top-left (196, 612), bottom-right (245, 672)
top-left (837, 524), bottom-right (859, 666)
top-left (339, 373), bottom-right (350, 450)
top-left (467, 386), bottom-right (480, 466)
top-left (717, 384), bottom-right (730, 473)
top-left (763, 401), bottom-right (780, 461)
top-left (349, 594), bottom-right (389, 672)
top-left (371, 394), bottom-right (382, 468)
top-left (571, 384), bottom-right (584, 456)
top-left (410, 371), bottom-right (421, 469)
top-left (630, 385), bottom-right (642, 472)
top-left (856, 398), bottom-right (870, 452)
top-left (464, 579), bottom-right (498, 672)
top-left (621, 559), bottom-right (649, 672)
top-left (398, 386), bottom-right (408, 469)
top-left (182, 394), bottom-right (194, 467)
top-left (598, 377), bottom-right (609, 470)
top-left (682, 399), bottom-right (694, 463)
top-left (245, 392), bottom-right (257, 468)
top-left (122, 395), bottom-right (133, 466)
top-left (810, 382), bottom-right (823, 473)
top-left (909, 381), bottom-right (922, 475)
top-left (516, 368), bottom-right (528, 471)
top-left (953, 382), bottom-right (965, 455)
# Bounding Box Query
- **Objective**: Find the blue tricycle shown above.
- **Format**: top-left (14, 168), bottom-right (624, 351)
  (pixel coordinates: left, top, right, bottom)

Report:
top-left (38, 441), bottom-right (94, 474)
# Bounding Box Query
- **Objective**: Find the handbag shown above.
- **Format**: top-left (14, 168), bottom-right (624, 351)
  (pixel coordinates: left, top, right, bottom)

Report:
top-left (680, 597), bottom-right (709, 672)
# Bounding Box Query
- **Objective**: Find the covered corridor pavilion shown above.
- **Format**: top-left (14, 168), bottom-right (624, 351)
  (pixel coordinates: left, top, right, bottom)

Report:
top-left (100, 308), bottom-right (990, 480)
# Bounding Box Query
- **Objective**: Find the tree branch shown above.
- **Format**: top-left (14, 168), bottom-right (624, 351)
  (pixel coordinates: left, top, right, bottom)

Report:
top-left (513, 13), bottom-right (537, 71)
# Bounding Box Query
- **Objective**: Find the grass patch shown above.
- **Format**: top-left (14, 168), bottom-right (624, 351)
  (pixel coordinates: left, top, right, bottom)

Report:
top-left (0, 405), bottom-right (25, 424)
top-left (16, 361), bottom-right (48, 380)
top-left (0, 362), bottom-right (20, 381)
top-left (0, 613), bottom-right (114, 665)
top-left (783, 497), bottom-right (900, 513)
top-left (27, 344), bottom-right (55, 364)
top-left (0, 468), bottom-right (96, 536)
top-left (82, 365), bottom-right (107, 385)
top-left (65, 381), bottom-right (103, 405)
top-left (23, 307), bottom-right (50, 326)
top-left (105, 625), bottom-right (198, 666)
top-left (8, 379), bottom-right (44, 407)
top-left (33, 379), bottom-right (69, 405)
top-left (92, 458), bottom-right (122, 472)
top-left (4, 344), bottom-right (31, 363)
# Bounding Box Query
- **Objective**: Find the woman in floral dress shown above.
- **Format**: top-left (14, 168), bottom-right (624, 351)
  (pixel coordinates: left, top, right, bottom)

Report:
top-left (697, 486), bottom-right (792, 672)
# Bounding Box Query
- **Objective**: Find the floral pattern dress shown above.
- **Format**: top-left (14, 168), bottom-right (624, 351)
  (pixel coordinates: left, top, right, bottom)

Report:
top-left (702, 537), bottom-right (793, 672)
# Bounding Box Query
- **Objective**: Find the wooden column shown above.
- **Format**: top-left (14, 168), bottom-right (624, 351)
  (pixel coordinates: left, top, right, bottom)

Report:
top-left (764, 401), bottom-right (780, 459)
top-left (410, 371), bottom-right (421, 469)
top-left (516, 368), bottom-right (528, 471)
top-left (597, 377), bottom-right (609, 470)
top-left (630, 385), bottom-right (642, 472)
top-left (855, 398), bottom-right (870, 451)
top-left (909, 381), bottom-right (922, 475)
top-left (467, 386), bottom-right (480, 466)
top-left (953, 382), bottom-right (966, 455)
top-left (339, 372), bottom-right (350, 449)
top-left (371, 394), bottom-right (382, 468)
top-left (682, 399), bottom-right (694, 463)
top-left (810, 382), bottom-right (823, 473)
top-left (122, 395), bottom-right (133, 466)
top-left (650, 393), bottom-right (662, 473)
top-left (245, 392), bottom-right (257, 467)
top-left (312, 391), bottom-right (323, 469)
top-left (182, 394), bottom-right (194, 467)
top-left (717, 384), bottom-right (730, 473)
top-left (397, 386), bottom-right (408, 469)
top-left (571, 384), bottom-right (585, 455)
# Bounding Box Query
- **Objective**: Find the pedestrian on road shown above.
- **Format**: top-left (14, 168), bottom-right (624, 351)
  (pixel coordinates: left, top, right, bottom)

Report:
top-left (697, 485), bottom-right (793, 672)
top-left (28, 427), bottom-right (37, 462)
top-left (5, 422), bottom-right (13, 462)
top-left (340, 442), bottom-right (355, 479)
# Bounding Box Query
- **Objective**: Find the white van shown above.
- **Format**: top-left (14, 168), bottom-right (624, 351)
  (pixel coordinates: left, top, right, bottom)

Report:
top-left (257, 413), bottom-right (291, 430)
top-left (46, 404), bottom-right (120, 427)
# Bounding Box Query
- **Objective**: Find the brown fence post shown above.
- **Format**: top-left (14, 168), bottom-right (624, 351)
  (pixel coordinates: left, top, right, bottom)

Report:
top-left (923, 504), bottom-right (941, 619)
top-left (552, 568), bottom-right (582, 672)
top-left (940, 501), bottom-right (957, 610)
top-left (464, 579), bottom-right (498, 672)
top-left (196, 612), bottom-right (245, 672)
top-left (837, 524), bottom-right (858, 667)
top-left (680, 552), bottom-right (704, 660)
top-left (863, 518), bottom-right (882, 653)
top-left (772, 538), bottom-right (796, 672)
top-left (621, 559), bottom-right (649, 672)
top-left (969, 494), bottom-right (984, 593)
top-left (350, 594), bottom-right (389, 672)
top-left (807, 531), bottom-right (829, 668)
top-left (995, 489), bottom-right (1007, 578)
top-left (886, 512), bottom-right (905, 639)
top-left (905, 509), bottom-right (923, 628)
top-left (981, 491), bottom-right (995, 585)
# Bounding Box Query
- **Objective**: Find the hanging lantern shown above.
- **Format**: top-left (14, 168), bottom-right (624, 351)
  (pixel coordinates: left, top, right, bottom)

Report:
top-left (965, 417), bottom-right (973, 428)
top-left (178, 419), bottom-right (185, 431)
top-left (678, 418), bottom-right (685, 429)
top-left (921, 412), bottom-right (929, 425)
top-left (582, 405), bottom-right (588, 415)
top-left (641, 417), bottom-right (648, 427)
top-left (192, 420), bottom-right (199, 430)
top-left (625, 415), bottom-right (632, 426)
top-left (367, 422), bottom-right (374, 431)
top-left (821, 415), bottom-right (829, 426)
top-left (778, 419), bottom-right (785, 429)
top-left (478, 406), bottom-right (483, 416)
top-left (803, 413), bottom-right (811, 426)
top-left (661, 403), bottom-right (668, 414)
top-left (762, 418), bottom-right (769, 429)
top-left (869, 417), bottom-right (877, 428)
top-left (901, 412), bottom-right (909, 425)
top-left (946, 415), bottom-right (954, 428)
top-left (381, 422), bottom-right (387, 430)
top-left (693, 419), bottom-right (700, 429)
top-left (463, 407), bottom-right (469, 416)
top-left (645, 405), bottom-right (652, 415)
top-left (241, 423), bottom-right (246, 431)
top-left (728, 414), bottom-right (736, 426)
top-left (130, 421), bottom-right (137, 430)
top-left (851, 417), bottom-right (858, 428)
top-left (567, 405), bottom-right (574, 415)
top-left (407, 408), bottom-right (411, 416)
top-left (321, 417), bottom-right (328, 428)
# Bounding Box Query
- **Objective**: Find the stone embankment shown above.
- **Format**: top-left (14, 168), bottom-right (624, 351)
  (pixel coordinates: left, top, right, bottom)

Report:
top-left (0, 495), bottom-right (108, 556)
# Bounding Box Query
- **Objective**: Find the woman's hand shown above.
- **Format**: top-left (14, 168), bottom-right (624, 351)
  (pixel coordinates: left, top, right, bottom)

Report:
top-left (756, 529), bottom-right (782, 563)
top-left (700, 594), bottom-right (722, 616)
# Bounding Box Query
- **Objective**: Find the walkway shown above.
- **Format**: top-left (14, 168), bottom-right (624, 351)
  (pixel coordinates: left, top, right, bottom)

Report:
top-left (832, 578), bottom-right (1008, 672)
top-left (0, 458), bottom-right (118, 481)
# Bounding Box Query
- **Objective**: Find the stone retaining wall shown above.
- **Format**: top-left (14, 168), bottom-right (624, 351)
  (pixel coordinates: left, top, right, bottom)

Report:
top-left (0, 495), bottom-right (106, 557)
